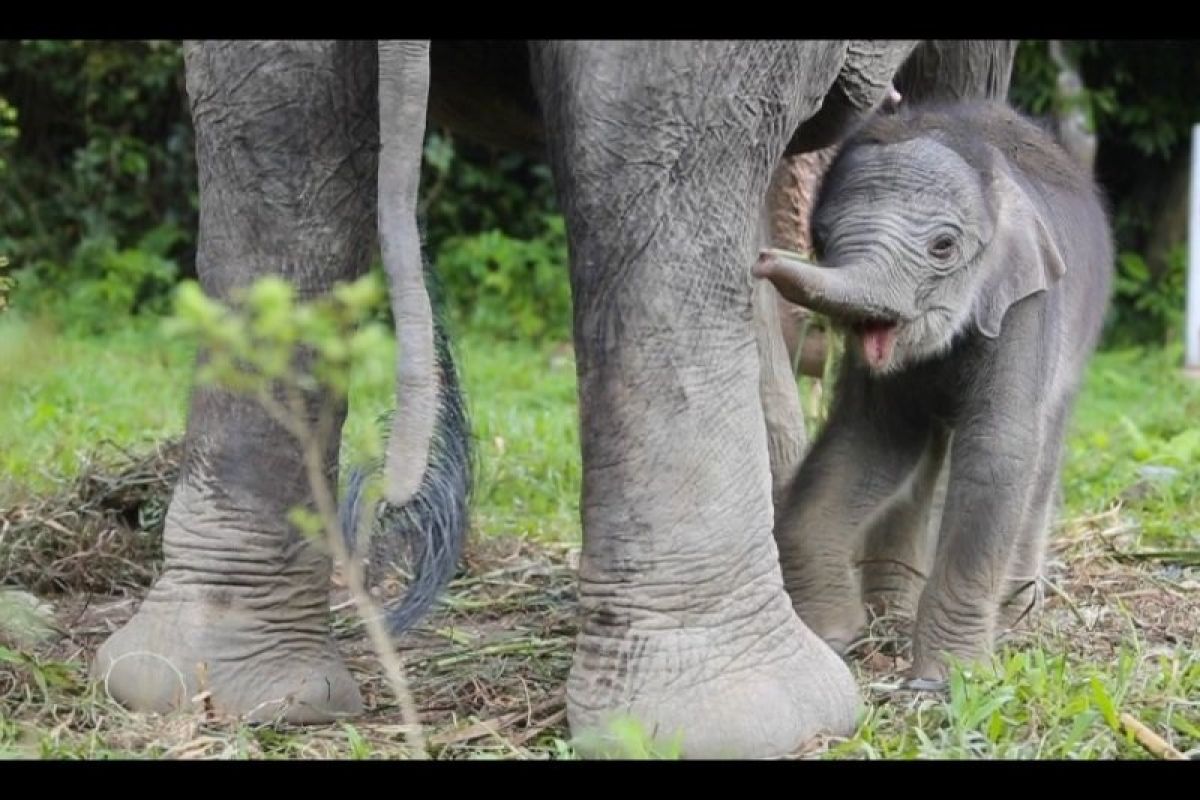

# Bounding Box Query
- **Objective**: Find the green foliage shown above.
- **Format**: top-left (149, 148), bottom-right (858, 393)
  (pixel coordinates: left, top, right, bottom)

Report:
top-left (832, 644), bottom-right (1198, 759)
top-left (1011, 41), bottom-right (1200, 170)
top-left (1, 42), bottom-right (572, 342)
top-left (1010, 42), bottom-right (1109, 135)
top-left (435, 215), bottom-right (571, 342)
top-left (420, 129), bottom-right (559, 249)
top-left (1074, 41), bottom-right (1200, 163)
top-left (0, 94), bottom-right (16, 174)
top-left (1, 645), bottom-right (81, 696)
top-left (341, 724), bottom-right (374, 760)
top-left (0, 255), bottom-right (12, 313)
top-left (0, 41), bottom-right (196, 319)
top-left (167, 273), bottom-right (392, 406)
top-left (420, 129), bottom-right (571, 343)
top-left (570, 715), bottom-right (685, 760)
top-left (12, 224), bottom-right (184, 334)
top-left (1108, 246), bottom-right (1188, 346)
top-left (2, 41), bottom-right (1197, 349)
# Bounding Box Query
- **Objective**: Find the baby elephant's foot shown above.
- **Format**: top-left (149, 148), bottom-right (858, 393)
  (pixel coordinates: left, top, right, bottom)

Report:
top-left (909, 606), bottom-right (995, 687)
top-left (792, 597), bottom-right (868, 655)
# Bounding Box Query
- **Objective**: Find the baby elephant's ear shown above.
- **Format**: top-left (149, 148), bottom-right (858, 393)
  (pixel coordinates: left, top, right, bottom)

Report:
top-left (972, 161), bottom-right (1067, 338)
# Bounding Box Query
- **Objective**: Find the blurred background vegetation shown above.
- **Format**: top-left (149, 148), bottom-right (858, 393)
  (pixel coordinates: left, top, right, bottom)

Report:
top-left (0, 40), bottom-right (1197, 347)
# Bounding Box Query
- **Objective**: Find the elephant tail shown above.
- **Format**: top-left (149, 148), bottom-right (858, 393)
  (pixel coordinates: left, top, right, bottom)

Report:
top-left (337, 39), bottom-right (473, 635)
top-left (339, 300), bottom-right (472, 634)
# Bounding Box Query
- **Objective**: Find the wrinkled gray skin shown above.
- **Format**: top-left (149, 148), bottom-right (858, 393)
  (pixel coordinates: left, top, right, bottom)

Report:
top-left (94, 41), bottom-right (1016, 759)
top-left (755, 101), bottom-right (1113, 685)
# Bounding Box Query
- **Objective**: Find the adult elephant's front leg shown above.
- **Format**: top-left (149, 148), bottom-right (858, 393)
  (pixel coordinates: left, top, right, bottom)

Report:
top-left (94, 41), bottom-right (378, 722)
top-left (531, 42), bottom-right (859, 759)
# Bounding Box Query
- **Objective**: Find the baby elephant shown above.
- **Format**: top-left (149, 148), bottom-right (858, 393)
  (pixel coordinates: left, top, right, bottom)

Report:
top-left (754, 101), bottom-right (1113, 685)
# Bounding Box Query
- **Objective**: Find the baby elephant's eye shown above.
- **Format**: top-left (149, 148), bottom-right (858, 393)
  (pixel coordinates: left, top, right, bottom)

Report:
top-left (928, 235), bottom-right (958, 261)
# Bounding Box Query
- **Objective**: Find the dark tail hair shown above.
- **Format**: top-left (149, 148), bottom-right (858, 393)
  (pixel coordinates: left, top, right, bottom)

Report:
top-left (339, 309), bottom-right (472, 634)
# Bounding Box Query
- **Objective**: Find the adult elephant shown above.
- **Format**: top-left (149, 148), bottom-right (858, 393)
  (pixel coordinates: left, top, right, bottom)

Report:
top-left (94, 40), bottom-right (1016, 758)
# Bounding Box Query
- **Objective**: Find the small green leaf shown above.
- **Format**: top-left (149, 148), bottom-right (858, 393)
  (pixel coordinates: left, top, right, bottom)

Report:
top-left (1090, 676), bottom-right (1120, 731)
top-left (986, 709), bottom-right (1006, 742)
top-left (342, 724), bottom-right (371, 760)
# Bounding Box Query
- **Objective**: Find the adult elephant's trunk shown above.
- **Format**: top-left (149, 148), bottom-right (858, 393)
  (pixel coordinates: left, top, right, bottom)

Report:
top-left (341, 40), bottom-right (472, 634)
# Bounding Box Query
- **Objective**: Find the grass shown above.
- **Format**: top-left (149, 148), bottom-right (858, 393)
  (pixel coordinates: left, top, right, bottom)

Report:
top-left (1, 311), bottom-right (1198, 759)
top-left (1062, 345), bottom-right (1200, 547)
top-left (0, 317), bottom-right (193, 499)
top-left (0, 313), bottom-right (583, 543)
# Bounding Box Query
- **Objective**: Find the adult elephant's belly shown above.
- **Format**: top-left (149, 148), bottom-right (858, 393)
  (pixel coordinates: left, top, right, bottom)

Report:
top-left (427, 41), bottom-right (545, 158)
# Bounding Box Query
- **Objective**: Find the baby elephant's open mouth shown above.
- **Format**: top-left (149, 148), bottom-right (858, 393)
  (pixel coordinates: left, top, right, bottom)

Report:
top-left (852, 320), bottom-right (900, 371)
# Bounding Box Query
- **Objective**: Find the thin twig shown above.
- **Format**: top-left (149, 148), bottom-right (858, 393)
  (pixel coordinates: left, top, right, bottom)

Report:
top-left (302, 424), bottom-right (428, 758)
top-left (1041, 576), bottom-right (1091, 628)
top-left (256, 388), bottom-right (429, 759)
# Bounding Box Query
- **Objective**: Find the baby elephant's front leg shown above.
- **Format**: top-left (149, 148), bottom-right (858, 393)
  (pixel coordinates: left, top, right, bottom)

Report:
top-left (910, 419), bottom-right (1040, 684)
top-left (777, 375), bottom-right (931, 653)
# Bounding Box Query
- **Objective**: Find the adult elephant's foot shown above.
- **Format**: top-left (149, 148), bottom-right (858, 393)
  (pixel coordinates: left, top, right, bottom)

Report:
top-left (93, 471), bottom-right (363, 723)
top-left (567, 550), bottom-right (860, 759)
top-left (94, 578), bottom-right (362, 723)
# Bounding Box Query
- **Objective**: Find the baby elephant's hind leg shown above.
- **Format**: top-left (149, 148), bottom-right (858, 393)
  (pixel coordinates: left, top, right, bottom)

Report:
top-left (860, 425), bottom-right (951, 622)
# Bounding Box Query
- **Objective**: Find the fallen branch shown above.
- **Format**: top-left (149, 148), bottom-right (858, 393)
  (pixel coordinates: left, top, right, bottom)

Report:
top-left (428, 695), bottom-right (563, 747)
top-left (1119, 712), bottom-right (1187, 760)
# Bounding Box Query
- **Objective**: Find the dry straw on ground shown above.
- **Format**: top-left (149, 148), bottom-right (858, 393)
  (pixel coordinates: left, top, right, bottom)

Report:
top-left (2, 442), bottom-right (1197, 759)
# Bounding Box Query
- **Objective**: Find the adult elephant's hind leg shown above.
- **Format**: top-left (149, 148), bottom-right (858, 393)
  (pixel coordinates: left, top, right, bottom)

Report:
top-left (532, 41), bottom-right (859, 759)
top-left (94, 41), bottom-right (379, 722)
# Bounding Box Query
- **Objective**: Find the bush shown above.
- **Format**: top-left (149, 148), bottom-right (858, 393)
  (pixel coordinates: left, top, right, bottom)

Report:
top-left (1109, 245), bottom-right (1188, 347)
top-left (419, 128), bottom-right (559, 249)
top-left (0, 42), bottom-right (572, 339)
top-left (12, 224), bottom-right (183, 334)
top-left (0, 95), bottom-right (16, 172)
top-left (434, 215), bottom-right (571, 342)
top-left (0, 256), bottom-right (11, 313)
top-left (419, 129), bottom-right (572, 342)
top-left (0, 41), bottom-right (195, 331)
